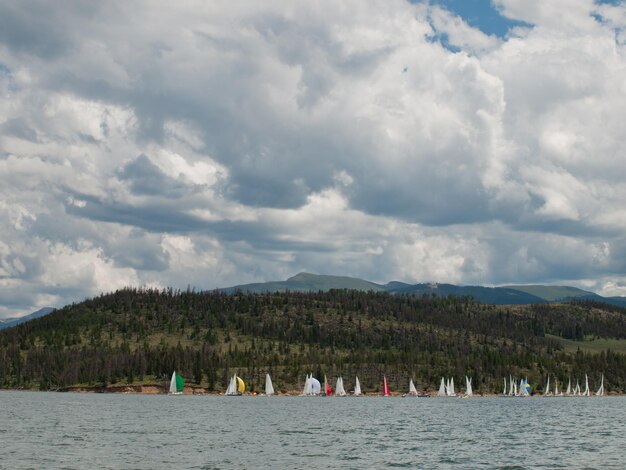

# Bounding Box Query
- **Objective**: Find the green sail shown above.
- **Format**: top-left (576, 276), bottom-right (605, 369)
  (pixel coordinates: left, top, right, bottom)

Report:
top-left (176, 374), bottom-right (185, 392)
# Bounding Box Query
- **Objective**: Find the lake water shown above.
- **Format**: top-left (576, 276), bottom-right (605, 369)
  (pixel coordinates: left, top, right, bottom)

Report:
top-left (0, 392), bottom-right (624, 469)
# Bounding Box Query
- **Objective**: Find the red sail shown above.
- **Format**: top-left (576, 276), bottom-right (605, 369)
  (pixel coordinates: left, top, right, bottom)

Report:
top-left (383, 376), bottom-right (390, 396)
top-left (326, 383), bottom-right (332, 396)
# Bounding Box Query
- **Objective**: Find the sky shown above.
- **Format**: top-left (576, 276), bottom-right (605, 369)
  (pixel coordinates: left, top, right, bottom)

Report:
top-left (1, 0), bottom-right (626, 317)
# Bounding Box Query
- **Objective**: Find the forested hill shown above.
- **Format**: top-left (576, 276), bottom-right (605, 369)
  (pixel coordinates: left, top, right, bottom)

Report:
top-left (1, 288), bottom-right (624, 394)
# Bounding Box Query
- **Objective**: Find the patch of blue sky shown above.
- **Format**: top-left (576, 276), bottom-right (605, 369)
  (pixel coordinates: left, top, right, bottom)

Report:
top-left (593, 0), bottom-right (625, 42)
top-left (425, 32), bottom-right (462, 53)
top-left (411, 0), bottom-right (532, 38)
top-left (595, 0), bottom-right (623, 5)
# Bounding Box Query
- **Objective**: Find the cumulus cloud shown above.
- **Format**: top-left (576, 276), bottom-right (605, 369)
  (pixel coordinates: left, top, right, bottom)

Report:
top-left (1, 0), bottom-right (625, 316)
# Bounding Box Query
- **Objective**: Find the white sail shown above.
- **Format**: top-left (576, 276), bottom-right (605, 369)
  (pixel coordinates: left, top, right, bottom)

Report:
top-left (555, 379), bottom-right (559, 396)
top-left (449, 378), bottom-right (456, 396)
top-left (509, 376), bottom-right (514, 396)
top-left (544, 376), bottom-right (551, 396)
top-left (265, 373), bottom-right (275, 396)
top-left (336, 377), bottom-right (347, 396)
top-left (310, 377), bottom-right (321, 395)
top-left (408, 379), bottom-right (418, 396)
top-left (437, 377), bottom-right (446, 397)
top-left (520, 378), bottom-right (529, 396)
top-left (503, 377), bottom-right (507, 395)
top-left (354, 376), bottom-right (362, 396)
top-left (566, 378), bottom-right (572, 395)
top-left (595, 374), bottom-right (604, 396)
top-left (465, 376), bottom-right (473, 397)
top-left (575, 381), bottom-right (581, 396)
top-left (513, 380), bottom-right (518, 396)
top-left (583, 374), bottom-right (590, 396)
top-left (225, 374), bottom-right (232, 395)
top-left (226, 373), bottom-right (240, 396)
top-left (169, 371), bottom-right (178, 394)
top-left (302, 374), bottom-right (311, 395)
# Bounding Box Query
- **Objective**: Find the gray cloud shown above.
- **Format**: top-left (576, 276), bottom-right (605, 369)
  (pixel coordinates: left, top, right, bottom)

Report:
top-left (1, 0), bottom-right (625, 317)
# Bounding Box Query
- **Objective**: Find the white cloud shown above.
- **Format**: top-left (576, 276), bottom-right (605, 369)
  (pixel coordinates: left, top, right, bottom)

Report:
top-left (0, 0), bottom-right (625, 316)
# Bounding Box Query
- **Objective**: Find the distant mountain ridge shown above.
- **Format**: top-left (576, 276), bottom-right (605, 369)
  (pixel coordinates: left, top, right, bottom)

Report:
top-left (220, 272), bottom-right (386, 294)
top-left (221, 272), bottom-right (626, 306)
top-left (0, 307), bottom-right (55, 330)
top-left (1, 275), bottom-right (624, 332)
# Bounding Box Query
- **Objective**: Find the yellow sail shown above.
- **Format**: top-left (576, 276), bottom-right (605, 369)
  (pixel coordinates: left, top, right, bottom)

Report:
top-left (236, 376), bottom-right (245, 394)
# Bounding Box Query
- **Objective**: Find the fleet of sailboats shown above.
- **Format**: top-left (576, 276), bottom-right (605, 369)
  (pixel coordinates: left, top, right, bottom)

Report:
top-left (167, 369), bottom-right (608, 397)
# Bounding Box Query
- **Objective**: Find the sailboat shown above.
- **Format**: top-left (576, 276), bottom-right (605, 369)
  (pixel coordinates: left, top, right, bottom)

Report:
top-left (407, 379), bottom-right (418, 396)
top-left (513, 380), bottom-right (518, 397)
top-left (464, 376), bottom-right (473, 397)
top-left (575, 380), bottom-right (581, 396)
top-left (301, 374), bottom-right (321, 396)
top-left (169, 371), bottom-right (184, 395)
top-left (595, 374), bottom-right (604, 396)
top-left (583, 374), bottom-right (590, 397)
top-left (502, 377), bottom-right (507, 396)
top-left (565, 378), bottom-right (572, 396)
top-left (508, 376), bottom-right (514, 396)
top-left (518, 378), bottom-right (530, 397)
top-left (437, 378), bottom-right (446, 397)
top-left (336, 377), bottom-right (347, 397)
top-left (382, 376), bottom-right (391, 396)
top-left (448, 377), bottom-right (456, 397)
top-left (225, 373), bottom-right (245, 396)
top-left (265, 373), bottom-right (275, 396)
top-left (354, 376), bottom-right (362, 396)
top-left (544, 375), bottom-right (552, 397)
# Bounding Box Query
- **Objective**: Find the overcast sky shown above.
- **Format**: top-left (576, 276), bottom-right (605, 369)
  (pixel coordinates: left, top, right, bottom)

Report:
top-left (1, 0), bottom-right (625, 317)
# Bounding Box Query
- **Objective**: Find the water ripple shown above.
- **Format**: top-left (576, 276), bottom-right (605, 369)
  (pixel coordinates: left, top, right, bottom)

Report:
top-left (0, 392), bottom-right (624, 469)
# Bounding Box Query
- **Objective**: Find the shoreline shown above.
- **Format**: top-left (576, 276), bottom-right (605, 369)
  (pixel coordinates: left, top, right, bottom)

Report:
top-left (1, 385), bottom-right (622, 396)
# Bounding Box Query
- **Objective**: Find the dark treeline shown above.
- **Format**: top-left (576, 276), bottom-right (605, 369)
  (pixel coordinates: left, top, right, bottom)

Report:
top-left (0, 288), bottom-right (624, 393)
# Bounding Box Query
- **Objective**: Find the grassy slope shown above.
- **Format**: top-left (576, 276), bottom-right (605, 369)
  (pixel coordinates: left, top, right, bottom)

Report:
top-left (505, 285), bottom-right (595, 301)
top-left (546, 334), bottom-right (626, 354)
